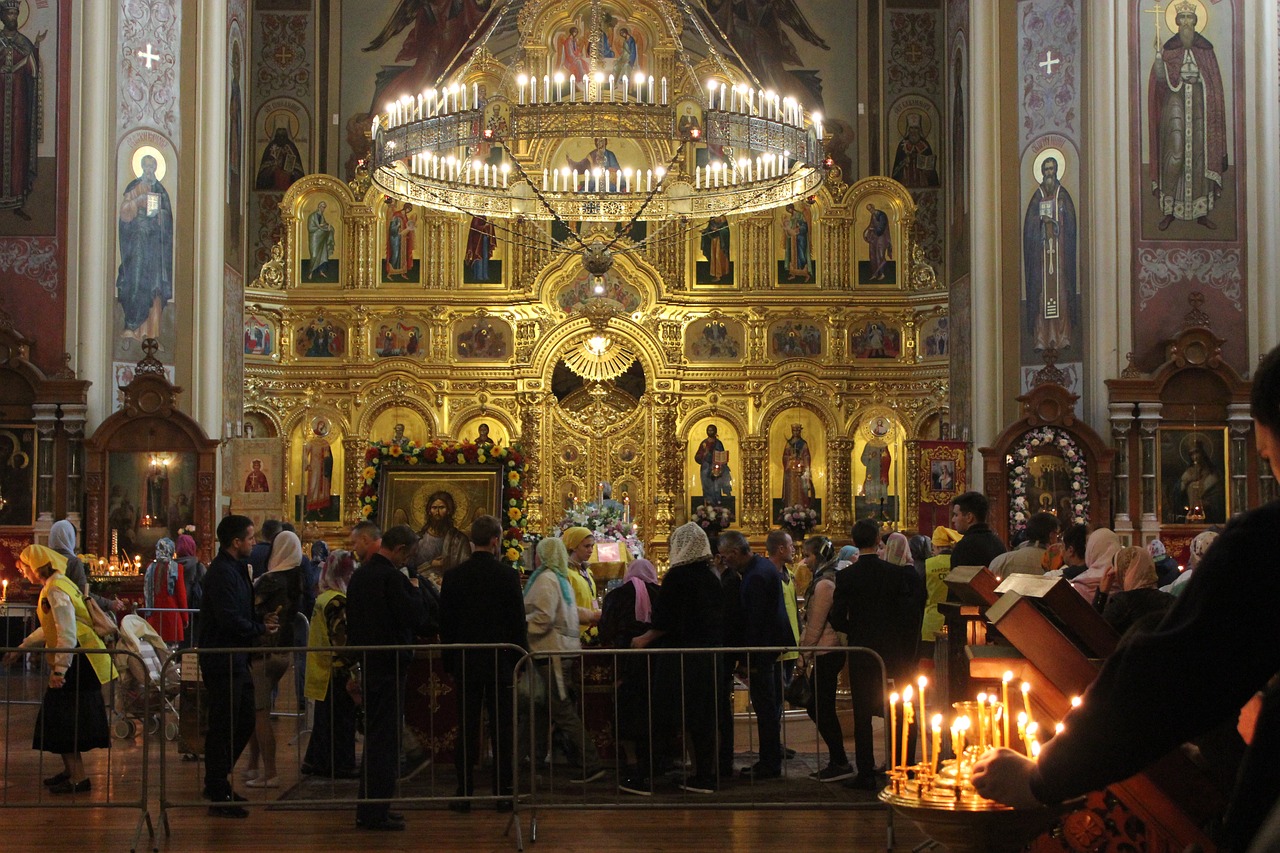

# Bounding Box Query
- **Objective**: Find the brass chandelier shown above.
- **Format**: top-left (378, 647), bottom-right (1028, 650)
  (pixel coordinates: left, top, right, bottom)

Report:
top-left (366, 0), bottom-right (829, 231)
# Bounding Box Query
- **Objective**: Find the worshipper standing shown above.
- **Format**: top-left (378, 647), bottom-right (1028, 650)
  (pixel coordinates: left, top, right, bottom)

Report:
top-left (1147, 539), bottom-right (1181, 589)
top-left (345, 523), bottom-right (431, 831)
top-left (921, 527), bottom-right (960, 655)
top-left (715, 534), bottom-right (748, 778)
top-left (301, 549), bottom-right (358, 779)
top-left (199, 515), bottom-right (278, 818)
top-left (175, 533), bottom-right (205, 646)
top-left (599, 557), bottom-right (660, 784)
top-left (722, 529), bottom-right (794, 781)
top-left (948, 491), bottom-right (1007, 570)
top-left (1071, 528), bottom-right (1122, 603)
top-left (1164, 530), bottom-right (1219, 596)
top-left (243, 530), bottom-right (306, 788)
top-left (522, 536), bottom-right (605, 784)
top-left (48, 518), bottom-right (124, 616)
top-left (629, 522), bottom-right (724, 794)
top-left (143, 538), bottom-right (189, 645)
top-left (779, 550), bottom-right (802, 694)
top-left (835, 544), bottom-right (859, 570)
top-left (248, 518), bottom-right (282, 579)
top-left (883, 531), bottom-right (927, 677)
top-left (829, 519), bottom-right (917, 790)
top-left (1097, 546), bottom-right (1175, 636)
top-left (439, 515), bottom-right (527, 813)
top-left (1056, 523), bottom-right (1089, 581)
top-left (5, 545), bottom-right (116, 795)
top-left (908, 534), bottom-right (933, 582)
top-left (798, 536), bottom-right (852, 782)
top-left (989, 511), bottom-right (1058, 578)
top-left (973, 341), bottom-right (1280, 852)
top-left (562, 526), bottom-right (602, 645)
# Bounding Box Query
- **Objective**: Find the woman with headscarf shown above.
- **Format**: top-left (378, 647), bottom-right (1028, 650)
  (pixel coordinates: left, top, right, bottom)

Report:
top-left (834, 544), bottom-right (859, 571)
top-left (523, 536), bottom-right (604, 783)
top-left (1098, 546), bottom-right (1175, 635)
top-left (908, 534), bottom-right (933, 581)
top-left (1146, 539), bottom-right (1181, 589)
top-left (883, 531), bottom-right (927, 678)
top-left (243, 530), bottom-right (305, 788)
top-left (48, 519), bottom-right (89, 595)
top-left (922, 527), bottom-right (961, 647)
top-left (1164, 530), bottom-right (1219, 596)
top-left (1071, 528), bottom-right (1122, 603)
top-left (599, 558), bottom-right (660, 781)
top-left (143, 538), bottom-right (189, 644)
top-left (798, 536), bottom-right (851, 781)
top-left (4, 545), bottom-right (116, 794)
top-left (301, 549), bottom-right (358, 779)
top-left (561, 526), bottom-right (602, 645)
top-left (174, 534), bottom-right (204, 646)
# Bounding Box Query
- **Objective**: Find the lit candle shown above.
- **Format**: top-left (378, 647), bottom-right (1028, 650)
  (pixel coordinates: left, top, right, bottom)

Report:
top-left (1016, 711), bottom-right (1028, 753)
top-left (661, 76), bottom-right (667, 104)
top-left (901, 685), bottom-right (914, 770)
top-left (569, 73), bottom-right (575, 101)
top-left (621, 74), bottom-right (628, 103)
top-left (956, 715), bottom-right (969, 758)
top-left (976, 692), bottom-right (987, 750)
top-left (1070, 695), bottom-right (1082, 709)
top-left (1002, 671), bottom-right (1013, 748)
top-left (1030, 740), bottom-right (1041, 760)
top-left (646, 169), bottom-right (652, 192)
top-left (608, 74), bottom-right (614, 101)
top-left (473, 82), bottom-right (478, 108)
top-left (517, 75), bottom-right (527, 105)
top-left (545, 168), bottom-right (551, 190)
top-left (930, 714), bottom-right (942, 776)
top-left (594, 72), bottom-right (603, 102)
top-left (1054, 721), bottom-right (1065, 736)
top-left (916, 676), bottom-right (928, 766)
top-left (501, 162), bottom-right (509, 188)
top-left (987, 694), bottom-right (999, 749)
top-left (888, 692), bottom-right (899, 772)
top-left (648, 75), bottom-right (655, 103)
top-left (634, 73), bottom-right (644, 102)
top-left (543, 75), bottom-right (550, 102)
top-left (1021, 681), bottom-right (1033, 730)
top-left (2, 579), bottom-right (8, 601)
top-left (623, 495), bottom-right (630, 524)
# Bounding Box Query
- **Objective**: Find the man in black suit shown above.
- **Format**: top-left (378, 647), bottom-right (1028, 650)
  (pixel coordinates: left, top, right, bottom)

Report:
top-left (345, 522), bottom-right (431, 831)
top-left (439, 514), bottom-right (527, 812)
top-left (199, 515), bottom-right (279, 817)
top-left (829, 519), bottom-right (916, 790)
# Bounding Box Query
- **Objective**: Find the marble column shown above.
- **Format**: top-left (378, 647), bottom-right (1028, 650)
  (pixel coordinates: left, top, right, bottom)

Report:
top-left (1083, 5), bottom-right (1132, 429)
top-left (1244, 1), bottom-right (1280, 360)
top-left (194, 0), bottom-right (229, 446)
top-left (62, 403), bottom-right (87, 528)
top-left (1108, 402), bottom-right (1134, 539)
top-left (966, 0), bottom-right (1004, 491)
top-left (1226, 403), bottom-right (1253, 515)
top-left (67, 2), bottom-right (116, 429)
top-left (1136, 402), bottom-right (1161, 529)
top-left (32, 404), bottom-right (58, 529)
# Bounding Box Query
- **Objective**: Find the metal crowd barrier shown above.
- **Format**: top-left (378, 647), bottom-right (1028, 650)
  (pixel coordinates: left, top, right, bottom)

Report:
top-left (511, 644), bottom-right (897, 850)
top-left (0, 645), bottom-right (154, 852)
top-left (155, 642), bottom-right (527, 848)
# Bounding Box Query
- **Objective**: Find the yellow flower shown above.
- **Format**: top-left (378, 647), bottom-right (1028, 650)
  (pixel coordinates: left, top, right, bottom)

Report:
top-left (361, 504), bottom-right (373, 518)
top-left (388, 444), bottom-right (403, 457)
top-left (505, 548), bottom-right (520, 562)
top-left (407, 456), bottom-right (419, 465)
top-left (457, 453), bottom-right (466, 465)
top-left (435, 453), bottom-right (445, 463)
top-left (477, 453), bottom-right (487, 463)
top-left (507, 472), bottom-right (520, 484)
top-left (507, 507), bottom-right (522, 521)
top-left (362, 466), bottom-right (376, 481)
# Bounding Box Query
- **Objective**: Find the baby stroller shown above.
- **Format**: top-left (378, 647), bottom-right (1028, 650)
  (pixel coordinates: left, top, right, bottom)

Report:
top-left (111, 614), bottom-right (180, 740)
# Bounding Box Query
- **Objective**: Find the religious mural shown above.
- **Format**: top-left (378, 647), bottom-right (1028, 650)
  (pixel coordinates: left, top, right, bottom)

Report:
top-left (462, 215), bottom-right (501, 284)
top-left (373, 321), bottom-right (425, 358)
top-left (854, 413), bottom-right (899, 522)
top-left (294, 315), bottom-right (344, 358)
top-left (0, 427), bottom-right (36, 528)
top-left (948, 26), bottom-right (968, 278)
top-left (244, 313), bottom-right (275, 356)
top-left (684, 316), bottom-right (744, 361)
top-left (557, 270), bottom-right (642, 314)
top-left (295, 414), bottom-right (340, 522)
top-left (299, 193), bottom-right (340, 283)
top-left (552, 8), bottom-right (649, 80)
top-left (776, 200), bottom-right (816, 283)
top-left (226, 17), bottom-right (245, 266)
top-left (919, 315), bottom-right (949, 359)
top-left (1158, 427), bottom-right (1228, 525)
top-left (686, 418), bottom-right (738, 523)
top-left (849, 320), bottom-right (902, 359)
top-left (769, 320), bottom-right (822, 359)
top-left (1020, 141), bottom-right (1080, 371)
top-left (769, 414), bottom-right (824, 527)
top-left (857, 197), bottom-right (898, 284)
top-left (382, 199), bottom-right (418, 283)
top-left (452, 316), bottom-right (511, 360)
top-left (107, 450), bottom-right (197, 559)
top-left (0, 0), bottom-right (54, 233)
top-left (113, 132), bottom-right (177, 364)
top-left (889, 98), bottom-right (941, 188)
top-left (110, 360), bottom-right (175, 414)
top-left (696, 215), bottom-right (733, 284)
top-left (254, 99), bottom-right (308, 192)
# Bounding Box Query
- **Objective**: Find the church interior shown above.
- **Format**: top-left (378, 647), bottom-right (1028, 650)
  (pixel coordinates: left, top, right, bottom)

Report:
top-left (1, 0), bottom-right (1279, 849)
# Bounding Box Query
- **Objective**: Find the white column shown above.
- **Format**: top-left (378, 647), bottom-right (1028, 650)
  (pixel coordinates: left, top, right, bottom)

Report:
top-left (194, 0), bottom-right (229, 441)
top-left (967, 0), bottom-right (1003, 491)
top-left (66, 2), bottom-right (115, 430)
top-left (1244, 1), bottom-right (1280, 362)
top-left (1083, 4), bottom-right (1132, 429)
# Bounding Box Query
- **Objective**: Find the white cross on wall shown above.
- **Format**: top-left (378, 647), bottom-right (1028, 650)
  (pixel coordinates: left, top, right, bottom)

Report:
top-left (1040, 51), bottom-right (1060, 75)
top-left (137, 43), bottom-right (160, 69)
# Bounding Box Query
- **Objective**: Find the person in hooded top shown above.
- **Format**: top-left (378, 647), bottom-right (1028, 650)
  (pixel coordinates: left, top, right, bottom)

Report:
top-left (1097, 546), bottom-right (1175, 636)
top-left (5, 545), bottom-right (117, 795)
top-left (1164, 530), bottom-right (1219, 596)
top-left (143, 537), bottom-right (189, 644)
top-left (1070, 528), bottom-right (1122, 603)
top-left (1147, 539), bottom-right (1181, 589)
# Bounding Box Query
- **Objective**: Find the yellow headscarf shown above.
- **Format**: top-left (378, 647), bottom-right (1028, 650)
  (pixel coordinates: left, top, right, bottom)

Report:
top-left (19, 544), bottom-right (67, 578)
top-left (561, 526), bottom-right (593, 553)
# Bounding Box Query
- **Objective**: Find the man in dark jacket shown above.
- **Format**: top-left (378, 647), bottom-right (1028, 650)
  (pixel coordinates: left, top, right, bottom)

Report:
top-left (715, 533), bottom-right (747, 777)
top-left (722, 529), bottom-right (795, 780)
top-left (439, 515), bottom-right (527, 811)
top-left (829, 519), bottom-right (916, 790)
top-left (974, 341), bottom-right (1280, 852)
top-left (345, 522), bottom-right (431, 831)
top-left (247, 518), bottom-right (281, 579)
top-left (199, 515), bottom-right (279, 817)
top-left (949, 491), bottom-right (1007, 571)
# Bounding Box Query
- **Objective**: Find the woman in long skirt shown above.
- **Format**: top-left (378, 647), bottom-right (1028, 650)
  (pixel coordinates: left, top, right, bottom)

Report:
top-left (301, 550), bottom-right (358, 777)
top-left (5, 545), bottom-right (115, 793)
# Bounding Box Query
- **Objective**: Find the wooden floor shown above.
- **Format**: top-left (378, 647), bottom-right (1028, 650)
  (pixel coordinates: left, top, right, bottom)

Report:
top-left (0, 670), bottom-right (927, 852)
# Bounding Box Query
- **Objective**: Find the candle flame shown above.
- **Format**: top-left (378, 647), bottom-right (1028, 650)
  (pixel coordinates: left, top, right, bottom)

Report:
top-left (902, 685), bottom-right (914, 703)
top-left (889, 691), bottom-right (899, 705)
top-left (1021, 681), bottom-right (1031, 694)
top-left (1030, 741), bottom-right (1041, 758)
top-left (977, 692), bottom-right (987, 704)
top-left (1055, 722), bottom-right (1065, 735)
top-left (917, 675), bottom-right (928, 689)
top-left (931, 713), bottom-right (942, 730)
top-left (1070, 695), bottom-right (1082, 708)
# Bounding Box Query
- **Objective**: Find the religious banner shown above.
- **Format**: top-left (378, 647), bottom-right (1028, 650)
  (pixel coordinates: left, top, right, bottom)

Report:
top-left (914, 439), bottom-right (967, 533)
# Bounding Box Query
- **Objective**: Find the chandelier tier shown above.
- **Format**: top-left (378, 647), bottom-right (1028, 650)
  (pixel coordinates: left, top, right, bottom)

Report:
top-left (368, 0), bottom-right (829, 226)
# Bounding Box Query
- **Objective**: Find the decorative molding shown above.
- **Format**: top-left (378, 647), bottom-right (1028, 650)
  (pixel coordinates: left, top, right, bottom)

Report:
top-left (886, 10), bottom-right (942, 92)
top-left (1135, 247), bottom-right (1243, 311)
top-left (118, 0), bottom-right (181, 140)
top-left (1018, 0), bottom-right (1079, 144)
top-left (0, 239), bottom-right (59, 295)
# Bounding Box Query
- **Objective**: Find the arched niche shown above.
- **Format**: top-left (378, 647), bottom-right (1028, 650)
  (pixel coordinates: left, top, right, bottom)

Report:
top-left (84, 352), bottom-right (218, 561)
top-left (684, 415), bottom-right (741, 525)
top-left (979, 382), bottom-right (1113, 546)
top-left (288, 412), bottom-right (346, 526)
top-left (851, 408), bottom-right (906, 524)
top-left (766, 408), bottom-right (828, 529)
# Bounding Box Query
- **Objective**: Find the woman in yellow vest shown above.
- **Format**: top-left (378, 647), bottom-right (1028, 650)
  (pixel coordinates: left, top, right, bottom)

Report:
top-left (301, 549), bottom-right (358, 778)
top-left (562, 527), bottom-right (602, 645)
top-left (7, 544), bottom-right (116, 794)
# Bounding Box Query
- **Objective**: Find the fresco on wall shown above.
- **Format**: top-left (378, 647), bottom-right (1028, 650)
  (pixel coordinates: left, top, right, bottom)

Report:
top-left (557, 270), bottom-right (642, 314)
top-left (849, 321), bottom-right (901, 359)
top-left (769, 321), bottom-right (822, 359)
top-left (948, 30), bottom-right (968, 278)
top-left (696, 215), bottom-right (733, 284)
top-left (462, 215), bottom-right (501, 284)
top-left (889, 98), bottom-right (941, 188)
top-left (685, 316), bottom-right (743, 361)
top-left (0, 0), bottom-right (57, 235)
top-left (1020, 140), bottom-right (1079, 371)
top-left (453, 316), bottom-right (512, 360)
top-left (113, 131), bottom-right (177, 364)
top-left (254, 99), bottom-right (308, 192)
top-left (552, 9), bottom-right (649, 80)
top-left (919, 315), bottom-right (949, 359)
top-left (856, 196), bottom-right (899, 285)
top-left (244, 313), bottom-right (275, 356)
top-left (299, 193), bottom-right (340, 283)
top-left (382, 199), bottom-right (419, 283)
top-left (295, 315), bottom-right (344, 358)
top-left (226, 19), bottom-right (244, 266)
top-left (373, 321), bottom-right (425, 358)
top-left (776, 201), bottom-right (816, 284)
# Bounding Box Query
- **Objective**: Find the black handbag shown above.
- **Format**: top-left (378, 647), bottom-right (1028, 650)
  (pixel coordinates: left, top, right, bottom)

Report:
top-left (784, 663), bottom-right (813, 709)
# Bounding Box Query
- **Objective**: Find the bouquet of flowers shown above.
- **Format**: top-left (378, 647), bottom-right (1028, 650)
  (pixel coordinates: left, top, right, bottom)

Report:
top-left (779, 504), bottom-right (819, 533)
top-left (692, 502), bottom-right (733, 530)
top-left (557, 506), bottom-right (644, 562)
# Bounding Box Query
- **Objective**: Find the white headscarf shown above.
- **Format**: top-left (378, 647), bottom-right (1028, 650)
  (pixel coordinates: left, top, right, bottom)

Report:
top-left (1070, 528), bottom-right (1121, 600)
top-left (49, 519), bottom-right (77, 556)
top-left (267, 531), bottom-right (303, 572)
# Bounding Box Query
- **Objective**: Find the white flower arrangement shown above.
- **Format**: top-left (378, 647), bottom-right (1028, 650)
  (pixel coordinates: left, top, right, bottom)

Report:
top-left (1006, 426), bottom-right (1090, 536)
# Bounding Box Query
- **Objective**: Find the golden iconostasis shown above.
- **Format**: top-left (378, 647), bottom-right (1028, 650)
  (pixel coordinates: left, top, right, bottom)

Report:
top-left (236, 170), bottom-right (950, 556)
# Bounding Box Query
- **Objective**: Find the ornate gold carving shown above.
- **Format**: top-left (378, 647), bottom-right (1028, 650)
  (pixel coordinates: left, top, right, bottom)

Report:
top-left (253, 243), bottom-right (285, 291)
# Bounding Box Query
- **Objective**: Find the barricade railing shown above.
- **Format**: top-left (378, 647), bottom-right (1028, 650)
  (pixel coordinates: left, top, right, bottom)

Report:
top-left (156, 642), bottom-right (526, 848)
top-left (0, 644), bottom-right (154, 852)
top-left (511, 644), bottom-right (897, 850)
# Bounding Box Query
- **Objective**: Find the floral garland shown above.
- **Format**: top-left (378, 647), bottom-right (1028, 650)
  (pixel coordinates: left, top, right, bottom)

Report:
top-left (779, 504), bottom-right (819, 533)
top-left (359, 440), bottom-right (526, 571)
top-left (1008, 426), bottom-right (1089, 535)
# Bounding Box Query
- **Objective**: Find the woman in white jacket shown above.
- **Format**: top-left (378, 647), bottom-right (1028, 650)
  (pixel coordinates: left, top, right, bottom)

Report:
top-left (523, 537), bottom-right (604, 783)
top-left (799, 536), bottom-right (852, 782)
